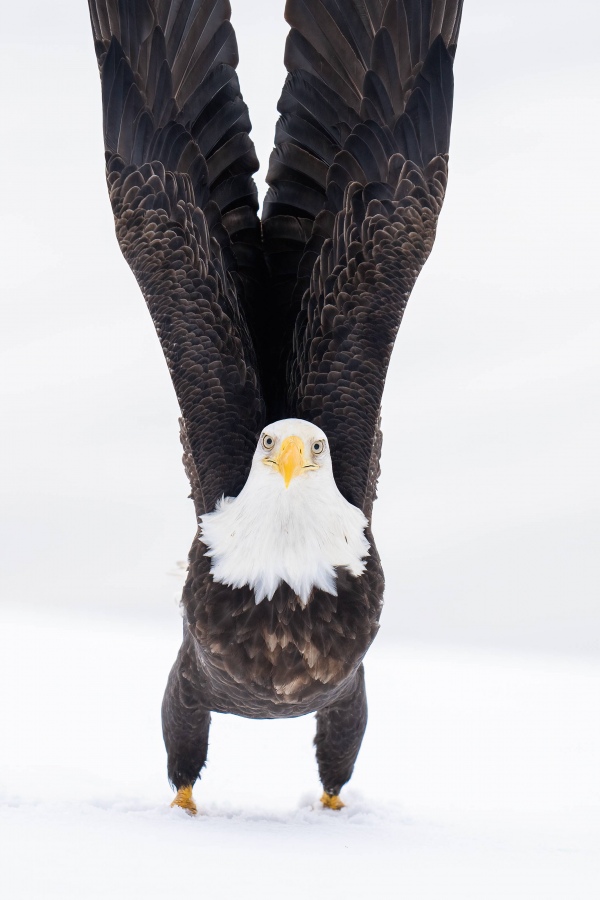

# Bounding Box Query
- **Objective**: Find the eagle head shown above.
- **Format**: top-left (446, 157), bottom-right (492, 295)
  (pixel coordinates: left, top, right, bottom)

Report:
top-left (199, 419), bottom-right (370, 605)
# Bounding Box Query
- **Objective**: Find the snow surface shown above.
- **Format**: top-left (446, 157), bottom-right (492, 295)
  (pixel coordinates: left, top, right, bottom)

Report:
top-left (1, 605), bottom-right (599, 899)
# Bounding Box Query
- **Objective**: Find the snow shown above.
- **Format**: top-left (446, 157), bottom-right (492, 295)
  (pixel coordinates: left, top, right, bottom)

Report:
top-left (1, 605), bottom-right (598, 899)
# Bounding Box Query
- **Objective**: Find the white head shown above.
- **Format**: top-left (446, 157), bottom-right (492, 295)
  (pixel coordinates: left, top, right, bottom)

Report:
top-left (199, 418), bottom-right (370, 605)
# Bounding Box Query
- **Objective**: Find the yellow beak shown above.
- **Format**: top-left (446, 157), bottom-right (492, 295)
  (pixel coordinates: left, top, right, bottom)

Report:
top-left (274, 435), bottom-right (305, 488)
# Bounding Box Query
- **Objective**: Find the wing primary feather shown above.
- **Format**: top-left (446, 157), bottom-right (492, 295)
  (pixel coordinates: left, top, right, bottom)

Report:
top-left (264, 0), bottom-right (464, 508)
top-left (88, 0), bottom-right (265, 511)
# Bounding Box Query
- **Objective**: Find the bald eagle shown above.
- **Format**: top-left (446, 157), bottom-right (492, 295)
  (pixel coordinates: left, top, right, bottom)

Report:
top-left (87, 0), bottom-right (463, 813)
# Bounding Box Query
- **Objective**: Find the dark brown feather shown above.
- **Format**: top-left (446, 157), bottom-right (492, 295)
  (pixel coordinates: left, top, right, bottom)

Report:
top-left (89, 0), bottom-right (265, 512)
top-left (264, 0), bottom-right (463, 513)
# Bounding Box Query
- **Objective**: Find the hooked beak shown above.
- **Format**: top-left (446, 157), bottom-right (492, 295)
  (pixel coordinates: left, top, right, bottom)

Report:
top-left (266, 435), bottom-right (315, 488)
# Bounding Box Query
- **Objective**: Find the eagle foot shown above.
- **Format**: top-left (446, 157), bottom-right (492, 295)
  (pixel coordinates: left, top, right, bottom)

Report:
top-left (320, 792), bottom-right (345, 811)
top-left (171, 786), bottom-right (198, 816)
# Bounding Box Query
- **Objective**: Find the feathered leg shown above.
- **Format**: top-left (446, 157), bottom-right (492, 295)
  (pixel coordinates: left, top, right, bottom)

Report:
top-left (162, 642), bottom-right (211, 816)
top-left (314, 665), bottom-right (367, 809)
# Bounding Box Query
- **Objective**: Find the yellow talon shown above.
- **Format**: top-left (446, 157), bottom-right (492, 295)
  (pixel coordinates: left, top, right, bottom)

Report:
top-left (171, 786), bottom-right (198, 816)
top-left (321, 792), bottom-right (345, 810)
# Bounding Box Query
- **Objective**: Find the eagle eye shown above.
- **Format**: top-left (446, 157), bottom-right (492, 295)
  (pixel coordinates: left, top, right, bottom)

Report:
top-left (262, 434), bottom-right (275, 451)
top-left (312, 440), bottom-right (325, 455)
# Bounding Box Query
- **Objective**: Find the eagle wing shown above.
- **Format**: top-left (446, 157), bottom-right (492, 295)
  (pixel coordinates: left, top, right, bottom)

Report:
top-left (88, 0), bottom-right (266, 514)
top-left (263, 0), bottom-right (463, 517)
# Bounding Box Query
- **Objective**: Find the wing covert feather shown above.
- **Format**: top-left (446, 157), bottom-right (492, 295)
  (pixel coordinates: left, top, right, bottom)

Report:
top-left (88, 0), bottom-right (266, 513)
top-left (263, 0), bottom-right (463, 514)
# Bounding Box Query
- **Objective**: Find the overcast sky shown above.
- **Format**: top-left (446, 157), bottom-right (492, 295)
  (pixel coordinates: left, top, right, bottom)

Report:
top-left (1, 1), bottom-right (598, 654)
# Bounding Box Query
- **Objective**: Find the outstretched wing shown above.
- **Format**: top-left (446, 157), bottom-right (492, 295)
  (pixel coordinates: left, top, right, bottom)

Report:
top-left (263, 0), bottom-right (463, 516)
top-left (88, 0), bottom-right (266, 514)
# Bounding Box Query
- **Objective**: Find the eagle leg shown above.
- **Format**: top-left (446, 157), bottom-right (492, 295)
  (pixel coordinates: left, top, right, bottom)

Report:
top-left (162, 643), bottom-right (211, 813)
top-left (320, 792), bottom-right (345, 811)
top-left (314, 664), bottom-right (368, 807)
top-left (171, 786), bottom-right (198, 817)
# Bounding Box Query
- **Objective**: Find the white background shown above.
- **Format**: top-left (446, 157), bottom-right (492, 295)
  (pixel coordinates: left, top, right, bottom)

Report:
top-left (0, 4), bottom-right (599, 897)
